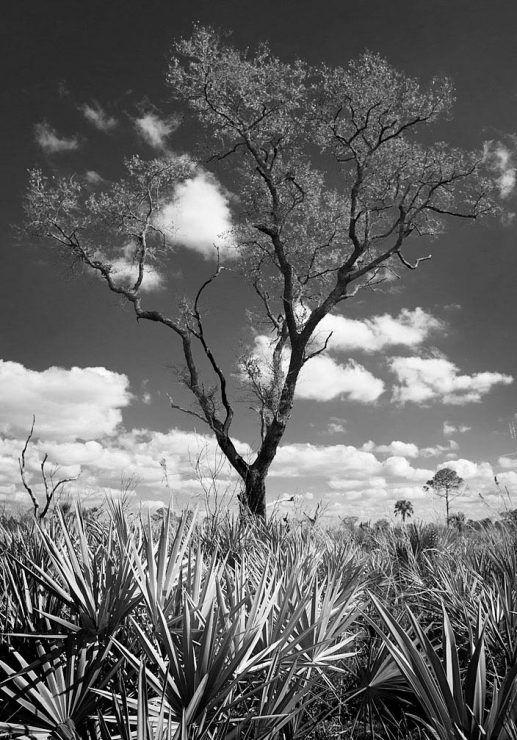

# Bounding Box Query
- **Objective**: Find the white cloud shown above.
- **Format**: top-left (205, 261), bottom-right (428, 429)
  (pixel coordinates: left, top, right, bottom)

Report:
top-left (390, 356), bottom-right (513, 405)
top-left (134, 112), bottom-right (179, 149)
top-left (365, 440), bottom-right (420, 458)
top-left (443, 421), bottom-right (471, 436)
top-left (438, 459), bottom-right (494, 481)
top-left (108, 245), bottom-right (164, 292)
top-left (34, 123), bottom-right (79, 154)
top-left (81, 102), bottom-right (117, 132)
top-left (327, 419), bottom-right (347, 434)
top-left (315, 307), bottom-right (442, 353)
top-left (382, 456), bottom-right (433, 481)
top-left (85, 170), bottom-right (104, 185)
top-left (328, 476), bottom-right (387, 491)
top-left (271, 444), bottom-right (382, 478)
top-left (245, 335), bottom-right (384, 404)
top-left (296, 356), bottom-right (384, 402)
top-left (498, 456), bottom-right (517, 469)
top-left (0, 361), bottom-right (132, 441)
top-left (484, 141), bottom-right (516, 198)
top-left (155, 173), bottom-right (236, 258)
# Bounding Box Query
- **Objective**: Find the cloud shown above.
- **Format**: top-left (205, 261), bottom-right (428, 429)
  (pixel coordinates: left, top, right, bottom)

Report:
top-left (362, 439), bottom-right (458, 458)
top-left (438, 459), bottom-right (494, 481)
top-left (498, 456), bottom-right (517, 469)
top-left (0, 361), bottom-right (132, 441)
top-left (443, 421), bottom-right (471, 436)
top-left (484, 141), bottom-right (516, 199)
top-left (365, 440), bottom-right (420, 458)
top-left (34, 123), bottom-right (79, 154)
top-left (244, 335), bottom-right (384, 404)
top-left (390, 356), bottom-right (513, 405)
top-left (155, 173), bottom-right (236, 258)
top-left (315, 307), bottom-right (442, 353)
top-left (327, 418), bottom-right (347, 434)
top-left (296, 356), bottom-right (384, 402)
top-left (85, 170), bottom-right (104, 185)
top-left (382, 456), bottom-right (433, 481)
top-left (108, 245), bottom-right (164, 292)
top-left (81, 102), bottom-right (117, 132)
top-left (134, 112), bottom-right (180, 149)
top-left (271, 443), bottom-right (383, 479)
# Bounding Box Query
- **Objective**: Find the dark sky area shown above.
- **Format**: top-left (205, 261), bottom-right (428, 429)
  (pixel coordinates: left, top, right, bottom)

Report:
top-left (1, 0), bottom-right (517, 522)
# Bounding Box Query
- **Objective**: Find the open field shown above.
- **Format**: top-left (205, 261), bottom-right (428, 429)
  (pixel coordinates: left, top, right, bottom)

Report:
top-left (2, 506), bottom-right (517, 739)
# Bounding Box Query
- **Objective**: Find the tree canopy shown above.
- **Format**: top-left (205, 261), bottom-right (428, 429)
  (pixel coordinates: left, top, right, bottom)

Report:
top-left (424, 468), bottom-right (464, 523)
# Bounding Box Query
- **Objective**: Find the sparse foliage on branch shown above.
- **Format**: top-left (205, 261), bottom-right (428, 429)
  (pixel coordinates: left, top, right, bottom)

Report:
top-left (24, 26), bottom-right (496, 518)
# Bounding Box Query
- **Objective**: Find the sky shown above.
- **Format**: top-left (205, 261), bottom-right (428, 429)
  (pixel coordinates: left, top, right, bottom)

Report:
top-left (2, 0), bottom-right (517, 523)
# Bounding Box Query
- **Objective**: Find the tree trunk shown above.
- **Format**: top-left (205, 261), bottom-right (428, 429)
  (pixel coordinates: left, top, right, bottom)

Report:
top-left (240, 469), bottom-right (267, 519)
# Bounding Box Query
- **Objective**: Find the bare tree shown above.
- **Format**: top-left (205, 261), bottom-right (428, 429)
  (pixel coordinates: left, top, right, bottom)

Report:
top-left (24, 27), bottom-right (495, 518)
top-left (18, 417), bottom-right (78, 520)
top-left (424, 468), bottom-right (464, 525)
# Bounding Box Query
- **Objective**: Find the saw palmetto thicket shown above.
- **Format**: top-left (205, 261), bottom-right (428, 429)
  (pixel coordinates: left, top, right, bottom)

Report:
top-left (2, 507), bottom-right (517, 739)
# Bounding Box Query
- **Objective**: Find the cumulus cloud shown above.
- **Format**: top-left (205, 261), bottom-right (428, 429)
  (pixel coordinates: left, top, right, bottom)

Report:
top-left (244, 335), bottom-right (384, 404)
top-left (296, 356), bottom-right (384, 402)
top-left (34, 123), bottom-right (79, 154)
top-left (271, 443), bottom-right (382, 479)
top-left (81, 102), bottom-right (117, 132)
top-left (438, 459), bottom-right (494, 481)
top-left (390, 356), bottom-right (513, 405)
top-left (315, 307), bottom-right (442, 353)
top-left (382, 456), bottom-right (433, 481)
top-left (0, 361), bottom-right (132, 441)
top-left (498, 455), bottom-right (517, 469)
top-left (155, 173), bottom-right (236, 258)
top-left (484, 141), bottom-right (516, 198)
top-left (134, 112), bottom-right (180, 149)
top-left (363, 440), bottom-right (420, 458)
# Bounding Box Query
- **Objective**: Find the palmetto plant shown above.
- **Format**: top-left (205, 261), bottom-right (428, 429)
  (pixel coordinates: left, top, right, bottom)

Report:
top-left (5, 502), bottom-right (517, 739)
top-left (370, 595), bottom-right (517, 740)
top-left (11, 505), bottom-right (141, 644)
top-left (100, 535), bottom-right (361, 738)
top-left (0, 638), bottom-right (115, 739)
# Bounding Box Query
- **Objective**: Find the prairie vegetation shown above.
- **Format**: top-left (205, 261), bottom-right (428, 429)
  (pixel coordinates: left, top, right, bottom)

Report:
top-left (1, 505), bottom-right (517, 739)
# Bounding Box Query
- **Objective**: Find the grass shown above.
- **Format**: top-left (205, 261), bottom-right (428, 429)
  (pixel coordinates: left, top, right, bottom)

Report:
top-left (1, 507), bottom-right (517, 738)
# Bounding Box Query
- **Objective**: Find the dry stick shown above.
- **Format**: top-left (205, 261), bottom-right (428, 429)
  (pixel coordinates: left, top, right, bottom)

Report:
top-left (18, 416), bottom-right (78, 520)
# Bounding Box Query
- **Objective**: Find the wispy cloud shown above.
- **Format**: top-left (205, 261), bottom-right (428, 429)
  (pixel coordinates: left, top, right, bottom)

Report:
top-left (443, 421), bottom-right (471, 436)
top-left (107, 244), bottom-right (164, 293)
top-left (34, 122), bottom-right (79, 154)
top-left (85, 170), bottom-right (104, 185)
top-left (134, 111), bottom-right (180, 149)
top-left (81, 102), bottom-right (117, 132)
top-left (390, 355), bottom-right (513, 405)
top-left (484, 140), bottom-right (516, 198)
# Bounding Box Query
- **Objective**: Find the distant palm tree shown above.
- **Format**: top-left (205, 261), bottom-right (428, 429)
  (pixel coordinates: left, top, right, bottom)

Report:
top-left (394, 499), bottom-right (414, 523)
